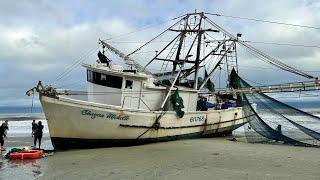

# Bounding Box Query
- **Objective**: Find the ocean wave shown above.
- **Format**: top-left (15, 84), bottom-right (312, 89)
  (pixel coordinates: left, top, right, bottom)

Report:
top-left (3, 120), bottom-right (49, 137)
top-left (0, 113), bottom-right (45, 121)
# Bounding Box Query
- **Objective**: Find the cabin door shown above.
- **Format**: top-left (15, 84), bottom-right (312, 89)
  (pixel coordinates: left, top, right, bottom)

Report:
top-left (123, 79), bottom-right (133, 108)
top-left (132, 81), bottom-right (142, 109)
top-left (123, 79), bottom-right (141, 109)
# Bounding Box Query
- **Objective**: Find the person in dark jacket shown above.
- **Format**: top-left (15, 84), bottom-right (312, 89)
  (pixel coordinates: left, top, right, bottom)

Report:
top-left (34, 121), bottom-right (44, 149)
top-left (0, 123), bottom-right (7, 151)
top-left (31, 120), bottom-right (37, 137)
top-left (4, 120), bottom-right (9, 131)
top-left (221, 100), bottom-right (229, 110)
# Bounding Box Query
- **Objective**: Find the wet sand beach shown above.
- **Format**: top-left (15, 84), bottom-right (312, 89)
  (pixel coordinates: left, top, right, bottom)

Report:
top-left (1, 136), bottom-right (320, 180)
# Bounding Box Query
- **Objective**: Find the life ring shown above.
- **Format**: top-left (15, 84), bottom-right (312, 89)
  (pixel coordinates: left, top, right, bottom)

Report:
top-left (9, 150), bottom-right (43, 160)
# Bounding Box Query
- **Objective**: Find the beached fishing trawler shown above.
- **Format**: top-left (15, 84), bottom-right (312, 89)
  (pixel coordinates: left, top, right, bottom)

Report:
top-left (27, 12), bottom-right (320, 150)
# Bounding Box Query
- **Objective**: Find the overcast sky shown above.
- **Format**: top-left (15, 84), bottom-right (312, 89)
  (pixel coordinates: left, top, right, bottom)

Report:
top-left (0, 0), bottom-right (319, 107)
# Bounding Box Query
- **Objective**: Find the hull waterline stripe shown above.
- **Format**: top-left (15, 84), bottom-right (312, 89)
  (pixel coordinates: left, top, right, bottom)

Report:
top-left (50, 124), bottom-right (244, 150)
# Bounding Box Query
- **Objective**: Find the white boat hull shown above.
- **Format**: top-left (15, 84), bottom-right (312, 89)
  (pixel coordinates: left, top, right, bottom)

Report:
top-left (41, 95), bottom-right (249, 150)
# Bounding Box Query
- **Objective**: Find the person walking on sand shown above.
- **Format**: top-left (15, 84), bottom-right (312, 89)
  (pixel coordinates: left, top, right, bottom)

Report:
top-left (31, 120), bottom-right (37, 137)
top-left (34, 121), bottom-right (44, 149)
top-left (0, 123), bottom-right (7, 151)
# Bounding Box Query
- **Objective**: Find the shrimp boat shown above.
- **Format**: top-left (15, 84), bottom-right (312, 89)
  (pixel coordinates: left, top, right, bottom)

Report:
top-left (27, 12), bottom-right (319, 150)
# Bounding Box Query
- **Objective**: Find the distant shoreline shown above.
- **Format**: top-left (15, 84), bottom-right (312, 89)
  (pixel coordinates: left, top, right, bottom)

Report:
top-left (297, 108), bottom-right (320, 114)
top-left (0, 113), bottom-right (45, 121)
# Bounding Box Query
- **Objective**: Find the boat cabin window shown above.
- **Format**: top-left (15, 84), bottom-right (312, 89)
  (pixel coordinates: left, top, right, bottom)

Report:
top-left (87, 70), bottom-right (123, 89)
top-left (125, 80), bottom-right (133, 89)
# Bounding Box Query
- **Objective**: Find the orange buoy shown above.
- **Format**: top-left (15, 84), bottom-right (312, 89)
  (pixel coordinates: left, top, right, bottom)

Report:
top-left (9, 150), bottom-right (43, 160)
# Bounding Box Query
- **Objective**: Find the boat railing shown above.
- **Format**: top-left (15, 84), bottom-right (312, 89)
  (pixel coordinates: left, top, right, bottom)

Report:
top-left (121, 96), bottom-right (152, 111)
top-left (199, 79), bottom-right (319, 95)
top-left (57, 89), bottom-right (88, 101)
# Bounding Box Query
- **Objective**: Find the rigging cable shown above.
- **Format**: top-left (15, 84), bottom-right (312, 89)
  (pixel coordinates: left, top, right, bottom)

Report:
top-left (237, 43), bottom-right (318, 81)
top-left (108, 40), bottom-right (320, 49)
top-left (204, 16), bottom-right (316, 79)
top-left (52, 45), bottom-right (99, 85)
top-left (244, 41), bottom-right (320, 49)
top-left (30, 89), bottom-right (35, 113)
top-left (206, 13), bottom-right (320, 30)
top-left (52, 15), bottom-right (185, 85)
top-left (103, 16), bottom-right (182, 41)
top-left (122, 18), bottom-right (183, 57)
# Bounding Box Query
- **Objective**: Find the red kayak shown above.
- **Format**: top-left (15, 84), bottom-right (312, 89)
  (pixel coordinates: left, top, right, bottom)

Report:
top-left (9, 150), bottom-right (43, 160)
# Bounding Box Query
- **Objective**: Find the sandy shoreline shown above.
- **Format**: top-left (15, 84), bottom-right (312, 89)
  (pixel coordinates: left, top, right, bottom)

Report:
top-left (2, 136), bottom-right (52, 149)
top-left (1, 137), bottom-right (320, 180)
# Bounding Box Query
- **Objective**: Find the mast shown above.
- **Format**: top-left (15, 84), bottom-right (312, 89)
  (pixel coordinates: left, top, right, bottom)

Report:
top-left (132, 11), bottom-right (316, 90)
top-left (193, 13), bottom-right (204, 89)
top-left (172, 15), bottom-right (189, 74)
top-left (199, 41), bottom-right (236, 90)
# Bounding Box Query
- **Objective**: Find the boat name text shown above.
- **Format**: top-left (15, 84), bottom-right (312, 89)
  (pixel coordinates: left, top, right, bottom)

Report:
top-left (81, 110), bottom-right (129, 121)
top-left (190, 116), bottom-right (205, 122)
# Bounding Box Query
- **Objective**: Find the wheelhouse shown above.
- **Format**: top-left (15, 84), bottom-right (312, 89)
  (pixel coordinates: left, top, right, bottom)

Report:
top-left (82, 63), bottom-right (199, 111)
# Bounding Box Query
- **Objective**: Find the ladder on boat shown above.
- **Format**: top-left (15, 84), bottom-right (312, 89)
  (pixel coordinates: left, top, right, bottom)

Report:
top-left (160, 39), bottom-right (180, 72)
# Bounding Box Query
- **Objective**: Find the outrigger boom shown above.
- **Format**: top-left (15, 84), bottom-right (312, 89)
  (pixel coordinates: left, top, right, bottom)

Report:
top-left (27, 78), bottom-right (319, 98)
top-left (213, 78), bottom-right (319, 94)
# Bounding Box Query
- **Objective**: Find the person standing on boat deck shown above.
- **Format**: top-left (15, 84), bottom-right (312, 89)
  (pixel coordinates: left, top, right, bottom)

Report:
top-left (34, 121), bottom-right (43, 149)
top-left (0, 123), bottom-right (7, 150)
top-left (31, 120), bottom-right (37, 137)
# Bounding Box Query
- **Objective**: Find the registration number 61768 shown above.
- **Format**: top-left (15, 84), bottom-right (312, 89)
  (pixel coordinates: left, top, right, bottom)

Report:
top-left (190, 116), bottom-right (205, 122)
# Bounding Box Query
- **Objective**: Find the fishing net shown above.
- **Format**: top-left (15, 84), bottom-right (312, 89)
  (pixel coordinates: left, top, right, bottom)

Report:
top-left (230, 69), bottom-right (320, 147)
top-left (170, 90), bottom-right (185, 118)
